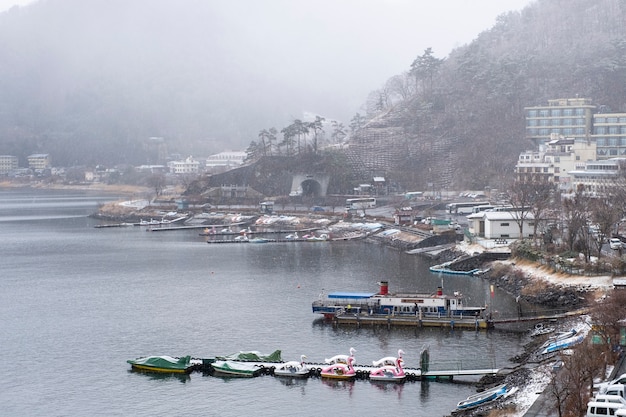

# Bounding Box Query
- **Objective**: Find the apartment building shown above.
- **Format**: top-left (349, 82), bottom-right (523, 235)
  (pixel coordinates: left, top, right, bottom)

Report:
top-left (0, 155), bottom-right (18, 174)
top-left (525, 98), bottom-right (626, 161)
top-left (525, 98), bottom-right (595, 146)
top-left (593, 113), bottom-right (626, 159)
top-left (168, 156), bottom-right (200, 174)
top-left (514, 136), bottom-right (596, 191)
top-left (27, 154), bottom-right (51, 170)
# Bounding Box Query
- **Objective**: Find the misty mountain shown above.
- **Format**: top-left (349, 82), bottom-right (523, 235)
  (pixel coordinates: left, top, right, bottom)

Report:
top-left (352, 0), bottom-right (626, 190)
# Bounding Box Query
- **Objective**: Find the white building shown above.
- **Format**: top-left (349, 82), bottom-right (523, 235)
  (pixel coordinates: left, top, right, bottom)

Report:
top-left (27, 154), bottom-right (51, 170)
top-left (515, 136), bottom-right (596, 192)
top-left (168, 156), bottom-right (200, 174)
top-left (0, 155), bottom-right (18, 174)
top-left (568, 158), bottom-right (626, 196)
top-left (205, 151), bottom-right (246, 174)
top-left (467, 210), bottom-right (535, 240)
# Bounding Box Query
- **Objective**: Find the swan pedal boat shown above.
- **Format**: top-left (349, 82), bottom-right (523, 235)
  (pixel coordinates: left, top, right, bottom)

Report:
top-left (127, 355), bottom-right (193, 374)
top-left (324, 347), bottom-right (356, 365)
top-left (273, 355), bottom-right (310, 378)
top-left (321, 348), bottom-right (356, 380)
top-left (370, 349), bottom-right (406, 382)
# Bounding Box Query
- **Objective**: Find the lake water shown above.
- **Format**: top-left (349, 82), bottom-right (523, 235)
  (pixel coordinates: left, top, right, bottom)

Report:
top-left (0, 188), bottom-right (529, 416)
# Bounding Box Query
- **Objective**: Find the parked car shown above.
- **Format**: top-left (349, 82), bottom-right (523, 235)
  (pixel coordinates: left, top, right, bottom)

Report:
top-left (594, 394), bottom-right (626, 406)
top-left (586, 401), bottom-right (625, 417)
top-left (610, 238), bottom-right (624, 250)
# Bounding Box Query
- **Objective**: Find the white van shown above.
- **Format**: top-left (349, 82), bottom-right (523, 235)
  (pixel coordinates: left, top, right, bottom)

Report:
top-left (604, 384), bottom-right (626, 398)
top-left (595, 395), bottom-right (626, 406)
top-left (586, 401), bottom-right (625, 416)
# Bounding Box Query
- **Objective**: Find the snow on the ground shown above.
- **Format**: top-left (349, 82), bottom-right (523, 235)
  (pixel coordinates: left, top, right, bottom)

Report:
top-left (507, 366), bottom-right (553, 416)
top-left (456, 241), bottom-right (615, 291)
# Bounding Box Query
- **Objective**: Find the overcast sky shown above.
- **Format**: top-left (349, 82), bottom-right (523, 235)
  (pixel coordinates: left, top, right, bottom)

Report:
top-left (0, 0), bottom-right (536, 124)
top-left (206, 0), bottom-right (536, 119)
top-left (0, 0), bottom-right (31, 11)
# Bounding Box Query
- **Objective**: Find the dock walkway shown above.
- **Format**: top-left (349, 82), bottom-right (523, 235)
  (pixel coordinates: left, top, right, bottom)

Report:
top-left (329, 313), bottom-right (492, 329)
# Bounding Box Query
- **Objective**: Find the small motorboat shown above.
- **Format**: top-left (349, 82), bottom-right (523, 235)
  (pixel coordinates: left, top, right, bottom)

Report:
top-left (211, 360), bottom-right (262, 377)
top-left (127, 355), bottom-right (193, 374)
top-left (273, 355), bottom-right (310, 378)
top-left (324, 347), bottom-right (356, 364)
top-left (457, 384), bottom-right (508, 410)
top-left (541, 333), bottom-right (584, 354)
top-left (320, 356), bottom-right (356, 380)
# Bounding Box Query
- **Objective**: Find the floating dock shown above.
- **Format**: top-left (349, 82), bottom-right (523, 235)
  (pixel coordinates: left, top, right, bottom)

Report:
top-left (130, 348), bottom-right (500, 382)
top-left (328, 313), bottom-right (493, 329)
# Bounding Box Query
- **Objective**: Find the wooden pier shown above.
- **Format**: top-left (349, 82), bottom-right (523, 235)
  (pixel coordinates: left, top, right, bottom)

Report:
top-left (329, 313), bottom-right (493, 329)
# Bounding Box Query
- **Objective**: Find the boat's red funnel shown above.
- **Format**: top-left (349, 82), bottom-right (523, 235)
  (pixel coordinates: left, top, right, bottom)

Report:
top-left (378, 281), bottom-right (389, 295)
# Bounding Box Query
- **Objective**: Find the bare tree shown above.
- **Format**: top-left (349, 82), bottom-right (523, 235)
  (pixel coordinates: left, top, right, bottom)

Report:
top-left (590, 188), bottom-right (623, 259)
top-left (591, 290), bottom-right (626, 371)
top-left (554, 341), bottom-right (602, 415)
top-left (146, 173), bottom-right (166, 199)
top-left (509, 181), bottom-right (536, 239)
top-left (562, 185), bottom-right (591, 257)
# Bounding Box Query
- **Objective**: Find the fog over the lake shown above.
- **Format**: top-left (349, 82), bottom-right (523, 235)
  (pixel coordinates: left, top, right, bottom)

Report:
top-left (4, 0), bottom-right (532, 121)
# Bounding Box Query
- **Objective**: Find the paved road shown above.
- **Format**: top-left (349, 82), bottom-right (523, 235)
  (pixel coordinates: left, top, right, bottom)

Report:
top-left (523, 353), bottom-right (626, 416)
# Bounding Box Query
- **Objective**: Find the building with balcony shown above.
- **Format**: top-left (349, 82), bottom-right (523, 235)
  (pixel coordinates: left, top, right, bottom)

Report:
top-left (592, 113), bottom-right (626, 159)
top-left (514, 136), bottom-right (596, 191)
top-left (0, 155), bottom-right (18, 174)
top-left (27, 154), bottom-right (51, 170)
top-left (525, 98), bottom-right (595, 146)
top-left (526, 98), bottom-right (626, 162)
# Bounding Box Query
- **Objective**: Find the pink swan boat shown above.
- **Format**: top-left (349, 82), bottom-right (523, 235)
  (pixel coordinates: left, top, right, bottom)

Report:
top-left (320, 355), bottom-right (356, 380)
top-left (369, 349), bottom-right (406, 382)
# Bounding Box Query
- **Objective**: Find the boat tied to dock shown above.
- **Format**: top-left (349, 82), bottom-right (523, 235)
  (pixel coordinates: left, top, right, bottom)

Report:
top-left (312, 281), bottom-right (491, 329)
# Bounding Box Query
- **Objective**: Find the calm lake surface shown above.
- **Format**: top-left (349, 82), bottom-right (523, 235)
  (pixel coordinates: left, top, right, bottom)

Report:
top-left (0, 188), bottom-right (529, 416)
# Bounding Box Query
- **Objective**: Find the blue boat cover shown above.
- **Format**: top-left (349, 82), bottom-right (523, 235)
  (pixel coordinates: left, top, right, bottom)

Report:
top-left (327, 292), bottom-right (376, 299)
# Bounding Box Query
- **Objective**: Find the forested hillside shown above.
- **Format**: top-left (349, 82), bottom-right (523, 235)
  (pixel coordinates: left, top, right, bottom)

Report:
top-left (352, 0), bottom-right (626, 190)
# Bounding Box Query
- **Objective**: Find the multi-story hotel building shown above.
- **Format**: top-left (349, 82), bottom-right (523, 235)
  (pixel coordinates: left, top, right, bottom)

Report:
top-left (592, 113), bottom-right (626, 159)
top-left (27, 154), bottom-right (51, 170)
top-left (0, 155), bottom-right (18, 174)
top-left (525, 98), bottom-right (595, 146)
top-left (525, 98), bottom-right (626, 161)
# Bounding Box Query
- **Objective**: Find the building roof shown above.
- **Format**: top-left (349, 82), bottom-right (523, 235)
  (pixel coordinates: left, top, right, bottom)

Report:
top-left (478, 211), bottom-right (534, 221)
